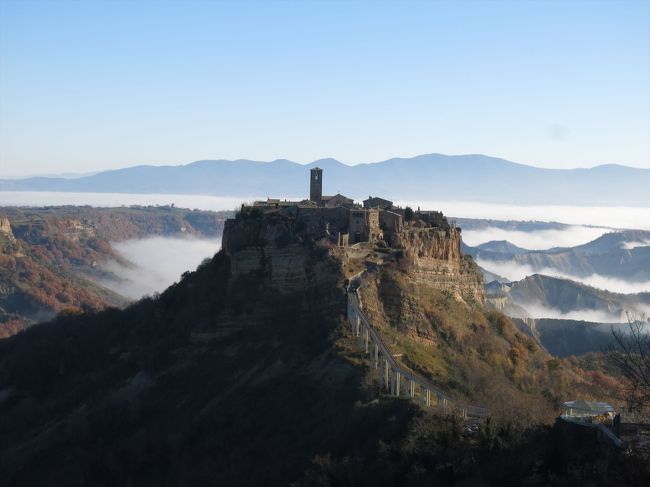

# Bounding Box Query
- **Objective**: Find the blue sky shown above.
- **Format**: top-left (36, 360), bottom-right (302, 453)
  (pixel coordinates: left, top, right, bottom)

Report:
top-left (0, 0), bottom-right (648, 176)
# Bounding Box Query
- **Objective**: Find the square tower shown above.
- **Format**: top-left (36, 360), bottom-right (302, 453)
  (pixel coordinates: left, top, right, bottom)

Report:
top-left (310, 167), bottom-right (323, 204)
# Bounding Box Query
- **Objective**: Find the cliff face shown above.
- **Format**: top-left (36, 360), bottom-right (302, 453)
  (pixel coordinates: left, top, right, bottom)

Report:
top-left (396, 227), bottom-right (484, 305)
top-left (223, 214), bottom-right (341, 292)
top-left (0, 217), bottom-right (17, 253)
top-left (218, 214), bottom-right (346, 331)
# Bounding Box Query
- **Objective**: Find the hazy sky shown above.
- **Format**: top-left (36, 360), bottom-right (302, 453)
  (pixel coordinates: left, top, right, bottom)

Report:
top-left (1, 0), bottom-right (649, 177)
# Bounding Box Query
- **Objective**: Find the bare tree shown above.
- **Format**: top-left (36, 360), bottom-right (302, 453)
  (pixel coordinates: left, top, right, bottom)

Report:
top-left (608, 313), bottom-right (650, 412)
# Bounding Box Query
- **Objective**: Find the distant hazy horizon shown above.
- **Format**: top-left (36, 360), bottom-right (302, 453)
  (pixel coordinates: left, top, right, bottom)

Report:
top-left (3, 191), bottom-right (649, 231)
top-left (1, 1), bottom-right (648, 177)
top-left (3, 151), bottom-right (649, 180)
top-left (2, 151), bottom-right (649, 180)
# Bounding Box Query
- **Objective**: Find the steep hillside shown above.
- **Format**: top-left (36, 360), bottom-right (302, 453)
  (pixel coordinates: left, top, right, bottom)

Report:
top-left (356, 264), bottom-right (614, 423)
top-left (511, 317), bottom-right (629, 358)
top-left (0, 206), bottom-right (231, 337)
top-left (0, 210), bottom-right (643, 486)
top-left (486, 274), bottom-right (650, 321)
top-left (475, 240), bottom-right (530, 255)
top-left (466, 231), bottom-right (650, 281)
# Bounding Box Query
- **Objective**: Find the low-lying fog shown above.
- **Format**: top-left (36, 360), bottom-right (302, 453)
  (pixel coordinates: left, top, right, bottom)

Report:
top-left (476, 257), bottom-right (650, 295)
top-left (519, 303), bottom-right (630, 324)
top-left (396, 199), bottom-right (650, 231)
top-left (461, 225), bottom-right (609, 250)
top-left (100, 236), bottom-right (221, 299)
top-left (5, 191), bottom-right (650, 321)
top-left (3, 191), bottom-right (649, 230)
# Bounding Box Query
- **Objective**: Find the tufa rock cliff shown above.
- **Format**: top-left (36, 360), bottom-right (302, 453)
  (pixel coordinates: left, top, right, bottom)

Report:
top-left (397, 227), bottom-right (484, 305)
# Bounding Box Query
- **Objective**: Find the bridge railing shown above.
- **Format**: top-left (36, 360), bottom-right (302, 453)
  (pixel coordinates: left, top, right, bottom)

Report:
top-left (348, 291), bottom-right (486, 419)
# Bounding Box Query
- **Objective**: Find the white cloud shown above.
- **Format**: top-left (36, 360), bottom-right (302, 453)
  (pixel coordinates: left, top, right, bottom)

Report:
top-left (99, 236), bottom-right (221, 299)
top-left (622, 239), bottom-right (650, 250)
top-left (476, 257), bottom-right (650, 294)
top-left (396, 199), bottom-right (650, 230)
top-left (519, 302), bottom-right (626, 323)
top-left (462, 225), bottom-right (610, 250)
top-left (3, 192), bottom-right (649, 231)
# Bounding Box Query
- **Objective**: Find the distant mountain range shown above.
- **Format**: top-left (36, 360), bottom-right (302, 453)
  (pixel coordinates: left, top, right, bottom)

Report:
top-left (2, 153), bottom-right (649, 206)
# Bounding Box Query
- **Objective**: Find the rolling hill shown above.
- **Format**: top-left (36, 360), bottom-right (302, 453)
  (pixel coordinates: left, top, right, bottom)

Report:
top-left (465, 230), bottom-right (650, 282)
top-left (486, 274), bottom-right (650, 322)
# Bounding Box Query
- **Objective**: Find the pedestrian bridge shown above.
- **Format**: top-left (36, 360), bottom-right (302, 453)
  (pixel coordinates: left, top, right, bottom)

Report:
top-left (348, 290), bottom-right (486, 419)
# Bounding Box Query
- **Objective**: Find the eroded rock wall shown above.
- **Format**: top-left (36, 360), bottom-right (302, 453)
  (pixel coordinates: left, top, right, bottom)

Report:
top-left (397, 227), bottom-right (484, 305)
top-left (220, 215), bottom-right (345, 331)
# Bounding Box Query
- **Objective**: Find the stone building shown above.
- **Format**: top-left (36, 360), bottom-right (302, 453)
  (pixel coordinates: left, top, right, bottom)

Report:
top-left (322, 193), bottom-right (354, 208)
top-left (349, 208), bottom-right (383, 245)
top-left (309, 167), bottom-right (355, 209)
top-left (310, 167), bottom-right (323, 204)
top-left (249, 167), bottom-right (455, 249)
top-left (363, 196), bottom-right (394, 210)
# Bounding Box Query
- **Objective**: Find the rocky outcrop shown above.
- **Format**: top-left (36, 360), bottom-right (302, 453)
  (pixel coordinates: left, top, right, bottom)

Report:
top-left (218, 213), bottom-right (346, 332)
top-left (0, 217), bottom-right (17, 251)
top-left (0, 217), bottom-right (14, 238)
top-left (397, 227), bottom-right (484, 305)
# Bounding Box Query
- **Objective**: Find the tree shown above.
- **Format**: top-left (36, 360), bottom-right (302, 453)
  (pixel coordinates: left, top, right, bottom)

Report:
top-left (608, 313), bottom-right (650, 412)
top-left (404, 206), bottom-right (415, 222)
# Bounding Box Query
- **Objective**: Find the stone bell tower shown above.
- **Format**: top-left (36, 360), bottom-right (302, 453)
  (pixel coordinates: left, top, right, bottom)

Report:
top-left (310, 167), bottom-right (322, 205)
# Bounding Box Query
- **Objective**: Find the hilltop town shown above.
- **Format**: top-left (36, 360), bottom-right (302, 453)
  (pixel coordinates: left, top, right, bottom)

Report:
top-left (250, 167), bottom-right (450, 248)
top-left (225, 167), bottom-right (484, 306)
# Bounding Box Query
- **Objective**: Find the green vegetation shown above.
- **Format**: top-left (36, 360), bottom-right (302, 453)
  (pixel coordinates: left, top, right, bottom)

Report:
top-left (404, 206), bottom-right (415, 222)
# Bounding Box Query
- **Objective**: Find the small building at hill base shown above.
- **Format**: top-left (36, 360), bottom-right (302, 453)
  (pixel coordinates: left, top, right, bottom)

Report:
top-left (561, 400), bottom-right (614, 422)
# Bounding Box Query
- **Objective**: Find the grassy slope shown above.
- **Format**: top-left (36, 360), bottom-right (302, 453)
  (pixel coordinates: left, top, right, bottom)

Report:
top-left (359, 264), bottom-right (622, 424)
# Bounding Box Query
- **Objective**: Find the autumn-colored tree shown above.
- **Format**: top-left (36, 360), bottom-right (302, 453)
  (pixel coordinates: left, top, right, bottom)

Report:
top-left (608, 313), bottom-right (650, 412)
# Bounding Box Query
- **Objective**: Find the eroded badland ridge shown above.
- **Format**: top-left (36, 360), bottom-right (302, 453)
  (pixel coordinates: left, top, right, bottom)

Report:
top-left (0, 171), bottom-right (647, 485)
top-left (0, 206), bottom-right (231, 337)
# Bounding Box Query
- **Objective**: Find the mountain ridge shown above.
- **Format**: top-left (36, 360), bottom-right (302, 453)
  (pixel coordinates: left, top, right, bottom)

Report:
top-left (3, 153), bottom-right (649, 206)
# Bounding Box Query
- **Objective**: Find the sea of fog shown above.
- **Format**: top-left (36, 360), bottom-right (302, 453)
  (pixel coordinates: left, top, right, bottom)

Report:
top-left (3, 191), bottom-right (650, 309)
top-left (100, 236), bottom-right (222, 299)
top-left (2, 191), bottom-right (649, 230)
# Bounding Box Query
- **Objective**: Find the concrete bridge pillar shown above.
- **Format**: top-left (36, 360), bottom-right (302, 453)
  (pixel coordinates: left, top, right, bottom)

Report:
top-left (373, 344), bottom-right (379, 369)
top-left (364, 327), bottom-right (369, 353)
top-left (393, 370), bottom-right (401, 396)
top-left (384, 359), bottom-right (390, 391)
top-left (409, 380), bottom-right (415, 398)
top-left (356, 315), bottom-right (361, 337)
